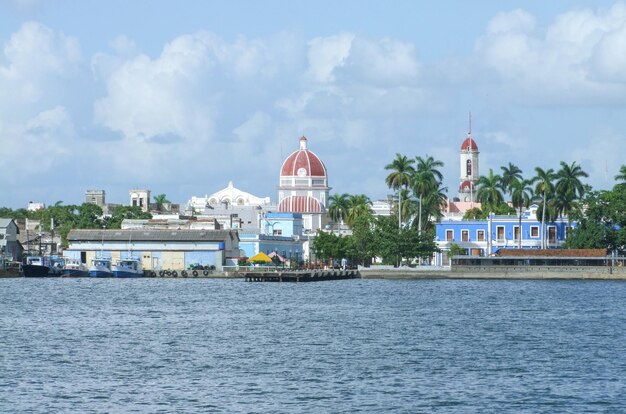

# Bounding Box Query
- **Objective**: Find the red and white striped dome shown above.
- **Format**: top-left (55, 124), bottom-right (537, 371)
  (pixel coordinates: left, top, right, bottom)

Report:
top-left (461, 134), bottom-right (478, 151)
top-left (278, 195), bottom-right (322, 213)
top-left (280, 136), bottom-right (327, 177)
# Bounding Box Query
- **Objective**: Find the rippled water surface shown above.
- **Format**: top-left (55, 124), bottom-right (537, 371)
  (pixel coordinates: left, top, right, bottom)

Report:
top-left (2, 278), bottom-right (626, 413)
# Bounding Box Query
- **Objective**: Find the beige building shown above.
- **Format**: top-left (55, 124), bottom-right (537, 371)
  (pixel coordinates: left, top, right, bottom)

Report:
top-left (66, 229), bottom-right (239, 272)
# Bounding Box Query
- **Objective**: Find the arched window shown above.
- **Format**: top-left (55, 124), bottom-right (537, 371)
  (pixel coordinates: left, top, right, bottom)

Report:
top-left (466, 159), bottom-right (472, 177)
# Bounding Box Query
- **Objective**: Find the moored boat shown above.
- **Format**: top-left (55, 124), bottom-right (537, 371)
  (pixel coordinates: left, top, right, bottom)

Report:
top-left (89, 258), bottom-right (113, 277)
top-left (62, 258), bottom-right (89, 277)
top-left (0, 256), bottom-right (21, 277)
top-left (112, 257), bottom-right (143, 278)
top-left (22, 256), bottom-right (63, 277)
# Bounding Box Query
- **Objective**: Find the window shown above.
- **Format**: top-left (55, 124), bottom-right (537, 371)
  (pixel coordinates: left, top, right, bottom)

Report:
top-left (548, 226), bottom-right (557, 243)
top-left (461, 230), bottom-right (469, 242)
top-left (446, 230), bottom-right (454, 241)
top-left (466, 159), bottom-right (472, 176)
top-left (273, 229), bottom-right (283, 236)
top-left (476, 230), bottom-right (485, 241)
top-left (531, 226), bottom-right (539, 237)
top-left (496, 226), bottom-right (505, 242)
top-left (513, 226), bottom-right (520, 241)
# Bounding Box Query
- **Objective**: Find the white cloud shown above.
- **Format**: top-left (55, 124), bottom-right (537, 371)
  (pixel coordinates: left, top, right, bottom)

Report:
top-left (0, 21), bottom-right (81, 105)
top-left (307, 33), bottom-right (354, 83)
top-left (475, 3), bottom-right (626, 104)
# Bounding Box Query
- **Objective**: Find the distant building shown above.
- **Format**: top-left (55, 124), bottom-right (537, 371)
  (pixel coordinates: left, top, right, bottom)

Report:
top-left (434, 205), bottom-right (572, 265)
top-left (239, 212), bottom-right (304, 261)
top-left (129, 189), bottom-right (151, 213)
top-left (187, 181), bottom-right (271, 214)
top-left (85, 190), bottom-right (106, 207)
top-left (27, 202), bottom-right (45, 211)
top-left (0, 218), bottom-right (21, 261)
top-left (66, 229), bottom-right (240, 271)
top-left (372, 199), bottom-right (392, 217)
top-left (277, 136), bottom-right (330, 233)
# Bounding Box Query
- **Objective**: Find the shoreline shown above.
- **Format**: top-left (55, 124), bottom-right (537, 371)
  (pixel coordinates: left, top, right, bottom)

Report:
top-left (359, 266), bottom-right (626, 280)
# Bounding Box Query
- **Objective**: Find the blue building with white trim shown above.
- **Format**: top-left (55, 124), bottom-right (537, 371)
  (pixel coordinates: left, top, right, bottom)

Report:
top-left (238, 212), bottom-right (304, 262)
top-left (434, 205), bottom-right (573, 265)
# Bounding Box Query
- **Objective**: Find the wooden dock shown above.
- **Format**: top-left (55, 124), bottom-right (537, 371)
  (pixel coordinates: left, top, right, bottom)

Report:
top-left (244, 269), bottom-right (360, 282)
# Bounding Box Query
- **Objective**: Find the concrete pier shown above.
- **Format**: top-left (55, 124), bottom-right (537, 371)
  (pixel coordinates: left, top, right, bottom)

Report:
top-left (244, 269), bottom-right (360, 282)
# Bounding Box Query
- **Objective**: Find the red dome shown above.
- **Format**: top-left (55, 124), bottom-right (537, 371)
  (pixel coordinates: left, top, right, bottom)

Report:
top-left (461, 134), bottom-right (478, 151)
top-left (280, 136), bottom-right (327, 177)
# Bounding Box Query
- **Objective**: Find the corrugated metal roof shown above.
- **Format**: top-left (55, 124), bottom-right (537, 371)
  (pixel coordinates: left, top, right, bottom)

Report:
top-left (0, 218), bottom-right (15, 228)
top-left (68, 229), bottom-right (239, 242)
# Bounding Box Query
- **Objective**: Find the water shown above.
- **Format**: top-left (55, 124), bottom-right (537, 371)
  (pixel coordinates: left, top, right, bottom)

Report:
top-left (1, 278), bottom-right (626, 413)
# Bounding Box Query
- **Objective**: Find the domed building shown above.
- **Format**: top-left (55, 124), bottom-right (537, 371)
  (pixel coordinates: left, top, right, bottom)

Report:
top-left (278, 136), bottom-right (330, 233)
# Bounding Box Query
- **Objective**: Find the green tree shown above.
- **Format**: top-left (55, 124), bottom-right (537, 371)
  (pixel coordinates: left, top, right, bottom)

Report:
top-left (328, 193), bottom-right (350, 231)
top-left (614, 164), bottom-right (626, 186)
top-left (346, 194), bottom-right (373, 227)
top-left (500, 162), bottom-right (523, 201)
top-left (476, 168), bottom-right (504, 254)
top-left (385, 153), bottom-right (415, 229)
top-left (555, 161), bottom-right (588, 230)
top-left (413, 155), bottom-right (445, 234)
top-left (153, 194), bottom-right (170, 212)
top-left (511, 179), bottom-right (534, 248)
top-left (532, 167), bottom-right (556, 249)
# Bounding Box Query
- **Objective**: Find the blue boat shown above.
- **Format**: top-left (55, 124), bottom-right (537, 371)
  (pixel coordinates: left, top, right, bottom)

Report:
top-left (112, 258), bottom-right (143, 278)
top-left (89, 258), bottom-right (113, 277)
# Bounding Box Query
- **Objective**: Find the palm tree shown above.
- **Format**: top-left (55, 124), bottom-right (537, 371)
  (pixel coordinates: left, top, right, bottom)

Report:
top-left (511, 179), bottom-right (533, 248)
top-left (500, 163), bottom-right (523, 201)
top-left (615, 164), bottom-right (626, 186)
top-left (346, 194), bottom-right (373, 227)
top-left (153, 194), bottom-right (170, 212)
top-left (555, 161), bottom-right (588, 237)
top-left (556, 161), bottom-right (588, 202)
top-left (532, 167), bottom-right (556, 249)
top-left (476, 168), bottom-right (504, 255)
top-left (413, 155), bottom-right (444, 234)
top-left (327, 193), bottom-right (350, 232)
top-left (385, 154), bottom-right (415, 229)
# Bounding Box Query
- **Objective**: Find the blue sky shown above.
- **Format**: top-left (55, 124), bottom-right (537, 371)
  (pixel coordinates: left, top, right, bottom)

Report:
top-left (1, 0), bottom-right (624, 209)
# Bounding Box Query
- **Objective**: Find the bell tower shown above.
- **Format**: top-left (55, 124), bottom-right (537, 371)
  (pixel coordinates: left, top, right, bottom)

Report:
top-left (458, 113), bottom-right (479, 203)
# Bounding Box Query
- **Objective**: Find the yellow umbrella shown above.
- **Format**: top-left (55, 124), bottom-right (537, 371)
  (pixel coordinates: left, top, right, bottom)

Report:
top-left (248, 252), bottom-right (273, 263)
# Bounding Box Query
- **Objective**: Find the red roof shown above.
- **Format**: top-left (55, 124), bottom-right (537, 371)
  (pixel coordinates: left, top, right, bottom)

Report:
top-left (459, 180), bottom-right (475, 191)
top-left (280, 136), bottom-right (327, 177)
top-left (461, 135), bottom-right (478, 151)
top-left (278, 195), bottom-right (323, 213)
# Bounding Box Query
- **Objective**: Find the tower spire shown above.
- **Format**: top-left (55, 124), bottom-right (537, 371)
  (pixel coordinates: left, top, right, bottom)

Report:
top-left (468, 111), bottom-right (472, 135)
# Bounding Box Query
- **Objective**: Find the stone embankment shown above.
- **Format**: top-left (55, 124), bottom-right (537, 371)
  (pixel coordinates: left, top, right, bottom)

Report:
top-left (359, 265), bottom-right (626, 280)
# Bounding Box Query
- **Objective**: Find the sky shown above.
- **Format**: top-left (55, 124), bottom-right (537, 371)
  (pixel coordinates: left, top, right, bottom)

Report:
top-left (1, 0), bottom-right (625, 209)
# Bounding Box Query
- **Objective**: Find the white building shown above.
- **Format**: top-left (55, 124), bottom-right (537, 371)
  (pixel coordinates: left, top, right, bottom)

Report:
top-left (186, 181), bottom-right (271, 214)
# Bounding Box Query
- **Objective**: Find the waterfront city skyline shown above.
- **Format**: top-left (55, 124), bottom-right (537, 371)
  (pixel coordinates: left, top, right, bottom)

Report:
top-left (1, 0), bottom-right (625, 209)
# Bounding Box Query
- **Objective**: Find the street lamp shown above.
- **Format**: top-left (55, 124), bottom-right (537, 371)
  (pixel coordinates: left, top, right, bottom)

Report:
top-left (282, 250), bottom-right (286, 269)
top-left (289, 249), bottom-right (292, 269)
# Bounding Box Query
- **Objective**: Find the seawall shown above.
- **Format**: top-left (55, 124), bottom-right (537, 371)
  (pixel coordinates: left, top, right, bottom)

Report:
top-left (359, 266), bottom-right (626, 280)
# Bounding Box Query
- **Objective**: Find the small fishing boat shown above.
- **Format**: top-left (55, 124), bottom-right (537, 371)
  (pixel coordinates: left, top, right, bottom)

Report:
top-left (89, 257), bottom-right (113, 277)
top-left (0, 256), bottom-right (21, 277)
top-left (22, 256), bottom-right (63, 277)
top-left (112, 257), bottom-right (143, 278)
top-left (61, 258), bottom-right (89, 277)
